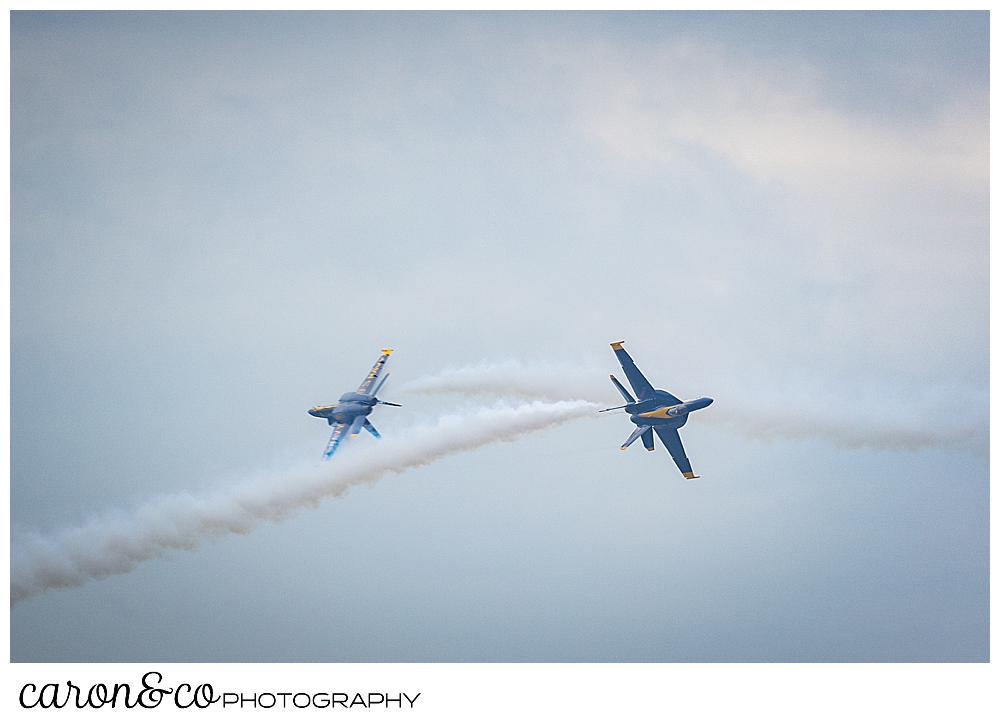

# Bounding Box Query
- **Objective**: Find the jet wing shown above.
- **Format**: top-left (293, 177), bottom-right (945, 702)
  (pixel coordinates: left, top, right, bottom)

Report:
top-left (653, 427), bottom-right (699, 479)
top-left (323, 423), bottom-right (349, 459)
top-left (610, 342), bottom-right (656, 400)
top-left (356, 349), bottom-right (393, 395)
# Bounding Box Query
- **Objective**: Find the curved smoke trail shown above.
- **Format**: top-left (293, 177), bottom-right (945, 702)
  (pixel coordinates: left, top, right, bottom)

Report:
top-left (12, 361), bottom-right (986, 605)
top-left (397, 360), bottom-right (614, 403)
top-left (11, 399), bottom-right (599, 606)
top-left (398, 361), bottom-right (987, 456)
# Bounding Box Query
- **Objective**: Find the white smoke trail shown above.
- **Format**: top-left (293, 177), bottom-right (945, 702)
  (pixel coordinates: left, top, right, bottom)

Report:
top-left (705, 406), bottom-right (987, 455)
top-left (11, 400), bottom-right (599, 606)
top-left (398, 361), bottom-right (988, 456)
top-left (397, 359), bottom-right (616, 404)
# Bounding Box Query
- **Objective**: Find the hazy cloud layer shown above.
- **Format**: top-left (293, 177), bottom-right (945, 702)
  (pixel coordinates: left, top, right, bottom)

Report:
top-left (11, 12), bottom-right (987, 662)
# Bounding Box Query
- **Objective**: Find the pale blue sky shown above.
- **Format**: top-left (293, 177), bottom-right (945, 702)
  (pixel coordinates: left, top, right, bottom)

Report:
top-left (11, 11), bottom-right (988, 662)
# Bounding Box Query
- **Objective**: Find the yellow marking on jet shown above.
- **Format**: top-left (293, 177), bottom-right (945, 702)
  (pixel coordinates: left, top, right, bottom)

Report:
top-left (638, 406), bottom-right (679, 418)
top-left (682, 472), bottom-right (700, 479)
top-left (610, 340), bottom-right (625, 350)
top-left (314, 348), bottom-right (401, 459)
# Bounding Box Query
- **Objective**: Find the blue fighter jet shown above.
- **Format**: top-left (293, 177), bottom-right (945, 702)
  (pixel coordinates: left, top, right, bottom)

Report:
top-left (602, 341), bottom-right (713, 479)
top-left (308, 349), bottom-right (401, 459)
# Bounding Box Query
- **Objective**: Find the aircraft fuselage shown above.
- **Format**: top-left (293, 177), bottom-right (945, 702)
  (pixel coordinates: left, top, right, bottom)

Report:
top-left (310, 349), bottom-right (398, 459)
top-left (308, 392), bottom-right (378, 425)
top-left (606, 340), bottom-right (713, 478)
top-left (625, 394), bottom-right (713, 428)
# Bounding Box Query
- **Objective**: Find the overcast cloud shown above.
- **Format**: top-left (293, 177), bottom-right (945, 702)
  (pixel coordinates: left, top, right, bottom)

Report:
top-left (11, 11), bottom-right (988, 662)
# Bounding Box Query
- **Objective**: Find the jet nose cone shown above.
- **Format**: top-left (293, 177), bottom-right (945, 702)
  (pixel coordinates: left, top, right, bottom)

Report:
top-left (704, 397), bottom-right (714, 405)
top-left (308, 408), bottom-right (321, 417)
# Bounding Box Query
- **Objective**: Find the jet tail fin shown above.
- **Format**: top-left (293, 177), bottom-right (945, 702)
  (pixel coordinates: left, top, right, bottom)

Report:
top-left (371, 371), bottom-right (390, 397)
top-left (348, 415), bottom-right (367, 437)
top-left (621, 424), bottom-right (652, 450)
top-left (610, 375), bottom-right (636, 403)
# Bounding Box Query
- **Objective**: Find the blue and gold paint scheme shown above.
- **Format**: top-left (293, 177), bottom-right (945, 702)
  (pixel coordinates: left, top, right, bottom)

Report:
top-left (602, 341), bottom-right (713, 479)
top-left (308, 349), bottom-right (401, 459)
